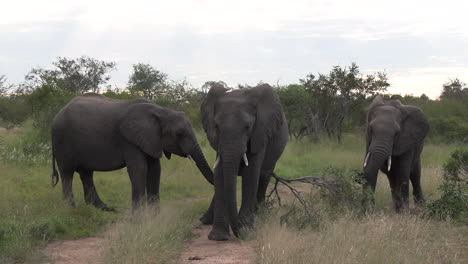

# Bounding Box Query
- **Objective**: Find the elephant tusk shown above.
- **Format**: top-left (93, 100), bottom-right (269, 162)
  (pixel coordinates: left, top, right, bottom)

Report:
top-left (364, 152), bottom-right (370, 167)
top-left (387, 156), bottom-right (392, 171)
top-left (213, 155), bottom-right (220, 169)
top-left (187, 155), bottom-right (196, 164)
top-left (243, 153), bottom-right (249, 166)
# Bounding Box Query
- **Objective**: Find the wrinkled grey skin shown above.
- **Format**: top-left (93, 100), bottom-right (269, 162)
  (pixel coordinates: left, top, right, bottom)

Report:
top-left (51, 93), bottom-right (214, 210)
top-left (200, 84), bottom-right (288, 241)
top-left (363, 95), bottom-right (429, 212)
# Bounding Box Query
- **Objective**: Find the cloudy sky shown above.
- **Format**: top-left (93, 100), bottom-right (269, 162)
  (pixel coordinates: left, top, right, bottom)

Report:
top-left (1, 0), bottom-right (467, 98)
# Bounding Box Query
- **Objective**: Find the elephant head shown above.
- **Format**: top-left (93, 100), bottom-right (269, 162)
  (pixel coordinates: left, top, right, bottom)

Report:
top-left (201, 83), bottom-right (283, 236)
top-left (119, 103), bottom-right (214, 184)
top-left (363, 95), bottom-right (428, 191)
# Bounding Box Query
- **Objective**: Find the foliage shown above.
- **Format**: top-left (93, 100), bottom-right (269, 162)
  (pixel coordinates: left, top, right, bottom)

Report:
top-left (127, 63), bottom-right (168, 100)
top-left (0, 95), bottom-right (30, 127)
top-left (0, 75), bottom-right (12, 96)
top-left (425, 149), bottom-right (468, 223)
top-left (24, 56), bottom-right (115, 93)
top-left (273, 167), bottom-right (370, 230)
top-left (26, 85), bottom-right (78, 140)
top-left (300, 63), bottom-right (389, 143)
top-left (440, 78), bottom-right (468, 102)
top-left (276, 84), bottom-right (313, 139)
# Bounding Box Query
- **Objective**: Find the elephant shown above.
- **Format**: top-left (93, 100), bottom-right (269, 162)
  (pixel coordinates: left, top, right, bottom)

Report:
top-left (363, 95), bottom-right (429, 212)
top-left (51, 93), bottom-right (214, 210)
top-left (200, 83), bottom-right (288, 241)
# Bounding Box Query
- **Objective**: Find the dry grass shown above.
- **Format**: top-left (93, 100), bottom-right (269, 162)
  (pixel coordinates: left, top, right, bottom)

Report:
top-left (256, 147), bottom-right (467, 264)
top-left (102, 201), bottom-right (206, 264)
top-left (256, 213), bottom-right (467, 264)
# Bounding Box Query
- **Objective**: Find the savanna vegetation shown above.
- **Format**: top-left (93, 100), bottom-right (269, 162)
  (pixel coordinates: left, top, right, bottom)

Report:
top-left (0, 56), bottom-right (467, 263)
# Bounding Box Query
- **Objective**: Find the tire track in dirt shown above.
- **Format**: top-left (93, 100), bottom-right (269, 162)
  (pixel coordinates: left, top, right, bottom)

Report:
top-left (178, 224), bottom-right (256, 264)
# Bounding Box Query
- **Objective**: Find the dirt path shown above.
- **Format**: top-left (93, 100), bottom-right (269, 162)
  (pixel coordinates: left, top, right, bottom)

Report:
top-left (42, 237), bottom-right (106, 264)
top-left (178, 224), bottom-right (256, 264)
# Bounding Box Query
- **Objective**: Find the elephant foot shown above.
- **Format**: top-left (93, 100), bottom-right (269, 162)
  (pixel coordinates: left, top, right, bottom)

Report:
top-left (200, 211), bottom-right (214, 225)
top-left (414, 198), bottom-right (425, 207)
top-left (208, 228), bottom-right (230, 241)
top-left (100, 205), bottom-right (116, 212)
top-left (92, 201), bottom-right (116, 212)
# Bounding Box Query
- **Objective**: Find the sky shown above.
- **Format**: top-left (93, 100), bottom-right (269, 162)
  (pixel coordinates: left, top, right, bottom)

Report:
top-left (1, 0), bottom-right (467, 99)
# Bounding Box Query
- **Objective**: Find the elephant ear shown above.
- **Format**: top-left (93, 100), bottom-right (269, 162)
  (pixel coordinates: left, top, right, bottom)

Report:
top-left (366, 95), bottom-right (386, 151)
top-left (201, 84), bottom-right (229, 150)
top-left (249, 84), bottom-right (284, 153)
top-left (393, 105), bottom-right (429, 155)
top-left (119, 103), bottom-right (168, 159)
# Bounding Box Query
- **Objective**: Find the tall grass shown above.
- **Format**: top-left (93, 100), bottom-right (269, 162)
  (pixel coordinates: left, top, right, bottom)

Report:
top-left (256, 213), bottom-right (467, 264)
top-left (0, 124), bottom-right (462, 263)
top-left (255, 136), bottom-right (466, 264)
top-left (102, 201), bottom-right (207, 264)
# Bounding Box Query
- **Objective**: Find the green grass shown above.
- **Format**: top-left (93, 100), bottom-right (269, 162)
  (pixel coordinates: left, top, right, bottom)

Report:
top-left (0, 126), bottom-right (215, 263)
top-left (0, 125), bottom-right (464, 263)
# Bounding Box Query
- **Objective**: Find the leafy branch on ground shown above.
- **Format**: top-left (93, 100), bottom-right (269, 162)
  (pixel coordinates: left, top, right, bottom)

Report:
top-left (266, 167), bottom-right (370, 229)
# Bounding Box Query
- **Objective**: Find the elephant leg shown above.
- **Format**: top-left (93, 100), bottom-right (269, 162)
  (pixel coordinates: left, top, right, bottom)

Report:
top-left (410, 153), bottom-right (425, 206)
top-left (78, 170), bottom-right (113, 211)
top-left (391, 153), bottom-right (412, 212)
top-left (239, 153), bottom-right (262, 229)
top-left (125, 150), bottom-right (148, 209)
top-left (386, 172), bottom-right (399, 209)
top-left (200, 196), bottom-right (214, 225)
top-left (257, 170), bottom-right (272, 205)
top-left (208, 165), bottom-right (229, 241)
top-left (59, 167), bottom-right (75, 207)
top-left (146, 157), bottom-right (161, 205)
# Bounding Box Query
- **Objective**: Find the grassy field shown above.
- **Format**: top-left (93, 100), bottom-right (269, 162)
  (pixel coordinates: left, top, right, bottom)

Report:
top-left (0, 125), bottom-right (466, 263)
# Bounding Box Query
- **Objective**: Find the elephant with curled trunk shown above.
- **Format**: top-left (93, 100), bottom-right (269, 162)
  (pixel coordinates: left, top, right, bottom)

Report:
top-left (363, 95), bottom-right (429, 212)
top-left (51, 93), bottom-right (214, 210)
top-left (200, 83), bottom-right (288, 241)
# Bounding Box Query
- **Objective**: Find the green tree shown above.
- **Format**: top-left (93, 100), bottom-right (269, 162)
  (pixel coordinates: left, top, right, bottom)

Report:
top-left (25, 56), bottom-right (116, 93)
top-left (440, 78), bottom-right (468, 102)
top-left (301, 63), bottom-right (389, 143)
top-left (128, 63), bottom-right (168, 100)
top-left (276, 84), bottom-right (313, 139)
top-left (0, 75), bottom-right (12, 96)
top-left (201, 80), bottom-right (228, 93)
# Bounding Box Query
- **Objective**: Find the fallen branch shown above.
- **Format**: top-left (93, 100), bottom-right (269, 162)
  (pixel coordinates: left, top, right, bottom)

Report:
top-left (266, 172), bottom-right (343, 222)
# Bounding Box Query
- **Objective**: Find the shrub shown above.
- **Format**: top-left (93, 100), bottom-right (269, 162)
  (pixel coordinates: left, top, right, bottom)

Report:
top-left (425, 149), bottom-right (468, 223)
top-left (271, 167), bottom-right (370, 230)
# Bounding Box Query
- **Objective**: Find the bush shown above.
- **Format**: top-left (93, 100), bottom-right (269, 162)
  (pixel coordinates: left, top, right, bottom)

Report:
top-left (0, 96), bottom-right (30, 127)
top-left (272, 167), bottom-right (370, 230)
top-left (425, 149), bottom-right (468, 223)
top-left (27, 85), bottom-right (77, 141)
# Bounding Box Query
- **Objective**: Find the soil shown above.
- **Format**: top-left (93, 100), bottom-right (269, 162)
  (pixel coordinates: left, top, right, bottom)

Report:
top-left (42, 224), bottom-right (256, 264)
top-left (42, 237), bottom-right (106, 264)
top-left (177, 224), bottom-right (256, 264)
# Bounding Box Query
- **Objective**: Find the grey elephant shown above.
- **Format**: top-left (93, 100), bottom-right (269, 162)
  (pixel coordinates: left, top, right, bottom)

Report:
top-left (51, 93), bottom-right (214, 210)
top-left (200, 83), bottom-right (288, 240)
top-left (363, 95), bottom-right (429, 212)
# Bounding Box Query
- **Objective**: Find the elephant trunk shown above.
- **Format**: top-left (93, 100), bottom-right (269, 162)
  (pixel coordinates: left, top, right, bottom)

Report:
top-left (363, 138), bottom-right (393, 191)
top-left (220, 143), bottom-right (242, 237)
top-left (190, 143), bottom-right (214, 185)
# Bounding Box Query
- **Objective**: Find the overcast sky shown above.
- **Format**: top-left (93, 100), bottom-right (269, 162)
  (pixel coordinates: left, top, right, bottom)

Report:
top-left (1, 0), bottom-right (467, 98)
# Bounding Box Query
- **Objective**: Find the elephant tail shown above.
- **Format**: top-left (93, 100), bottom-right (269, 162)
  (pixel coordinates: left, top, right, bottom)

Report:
top-left (51, 148), bottom-right (59, 187)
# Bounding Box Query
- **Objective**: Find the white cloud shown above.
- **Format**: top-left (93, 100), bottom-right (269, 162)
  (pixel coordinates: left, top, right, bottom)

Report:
top-left (0, 0), bottom-right (467, 99)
